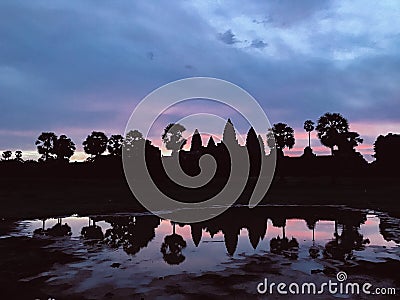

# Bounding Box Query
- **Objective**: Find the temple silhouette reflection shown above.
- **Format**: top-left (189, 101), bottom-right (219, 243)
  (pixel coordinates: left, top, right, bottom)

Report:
top-left (31, 206), bottom-right (375, 264)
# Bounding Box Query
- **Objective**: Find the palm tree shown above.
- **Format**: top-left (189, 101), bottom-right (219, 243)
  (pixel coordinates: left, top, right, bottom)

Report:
top-left (15, 150), bottom-right (23, 162)
top-left (266, 123), bottom-right (295, 156)
top-left (316, 113), bottom-right (349, 155)
top-left (54, 135), bottom-right (76, 161)
top-left (2, 150), bottom-right (12, 160)
top-left (35, 132), bottom-right (57, 161)
top-left (107, 134), bottom-right (124, 156)
top-left (162, 123), bottom-right (186, 156)
top-left (160, 223), bottom-right (187, 265)
top-left (303, 120), bottom-right (315, 148)
top-left (83, 131), bottom-right (108, 159)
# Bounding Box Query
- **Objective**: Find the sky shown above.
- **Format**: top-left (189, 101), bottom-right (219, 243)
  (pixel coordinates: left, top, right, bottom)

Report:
top-left (1, 0), bottom-right (400, 161)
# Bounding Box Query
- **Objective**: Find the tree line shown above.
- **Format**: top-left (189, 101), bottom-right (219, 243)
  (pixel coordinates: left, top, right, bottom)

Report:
top-left (1, 112), bottom-right (399, 164)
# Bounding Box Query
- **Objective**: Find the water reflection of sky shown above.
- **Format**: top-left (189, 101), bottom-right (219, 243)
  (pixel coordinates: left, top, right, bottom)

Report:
top-left (17, 213), bottom-right (398, 256)
top-left (8, 212), bottom-right (399, 294)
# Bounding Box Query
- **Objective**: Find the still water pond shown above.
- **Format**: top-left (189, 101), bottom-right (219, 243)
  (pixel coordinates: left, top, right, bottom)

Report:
top-left (5, 205), bottom-right (400, 296)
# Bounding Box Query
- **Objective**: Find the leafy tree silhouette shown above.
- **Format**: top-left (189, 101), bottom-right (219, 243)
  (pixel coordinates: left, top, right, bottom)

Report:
top-left (54, 135), bottom-right (76, 161)
top-left (316, 113), bottom-right (349, 155)
top-left (324, 224), bottom-right (369, 260)
top-left (222, 118), bottom-right (239, 149)
top-left (336, 131), bottom-right (363, 156)
top-left (15, 150), bottom-right (23, 162)
top-left (2, 150), bottom-right (12, 160)
top-left (267, 123), bottom-right (295, 156)
top-left (107, 134), bottom-right (124, 156)
top-left (162, 123), bottom-right (186, 156)
top-left (303, 120), bottom-right (315, 148)
top-left (373, 133), bottom-right (400, 165)
top-left (103, 216), bottom-right (159, 255)
top-left (124, 130), bottom-right (145, 158)
top-left (35, 132), bottom-right (57, 161)
top-left (190, 129), bottom-right (202, 151)
top-left (83, 131), bottom-right (108, 160)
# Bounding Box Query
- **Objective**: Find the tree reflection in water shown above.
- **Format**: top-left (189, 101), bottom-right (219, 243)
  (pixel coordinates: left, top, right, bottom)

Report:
top-left (161, 223), bottom-right (187, 265)
top-left (306, 218), bottom-right (320, 258)
top-left (103, 215), bottom-right (160, 255)
top-left (81, 217), bottom-right (104, 240)
top-left (323, 220), bottom-right (370, 261)
top-left (32, 206), bottom-right (376, 264)
top-left (33, 218), bottom-right (71, 237)
top-left (269, 219), bottom-right (299, 260)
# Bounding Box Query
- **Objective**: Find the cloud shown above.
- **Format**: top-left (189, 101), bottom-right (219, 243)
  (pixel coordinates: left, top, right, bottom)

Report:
top-left (0, 0), bottom-right (399, 164)
top-left (217, 29), bottom-right (239, 45)
top-left (251, 39), bottom-right (268, 49)
top-left (146, 51), bottom-right (154, 60)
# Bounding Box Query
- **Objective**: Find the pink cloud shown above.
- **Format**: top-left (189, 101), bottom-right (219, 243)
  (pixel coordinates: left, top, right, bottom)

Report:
top-left (351, 121), bottom-right (400, 138)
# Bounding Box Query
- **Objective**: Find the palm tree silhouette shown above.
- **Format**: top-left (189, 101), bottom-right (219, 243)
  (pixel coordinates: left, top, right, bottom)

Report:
top-left (35, 132), bottom-right (57, 161)
top-left (33, 218), bottom-right (47, 235)
top-left (15, 150), bottom-right (23, 162)
top-left (316, 113), bottom-right (349, 155)
top-left (2, 150), bottom-right (12, 160)
top-left (160, 223), bottom-right (187, 265)
top-left (308, 223), bottom-right (320, 258)
top-left (34, 218), bottom-right (72, 236)
top-left (303, 120), bottom-right (315, 148)
top-left (267, 123), bottom-right (295, 156)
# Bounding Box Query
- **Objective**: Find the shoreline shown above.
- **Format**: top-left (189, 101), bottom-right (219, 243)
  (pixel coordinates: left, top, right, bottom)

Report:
top-left (1, 176), bottom-right (399, 220)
